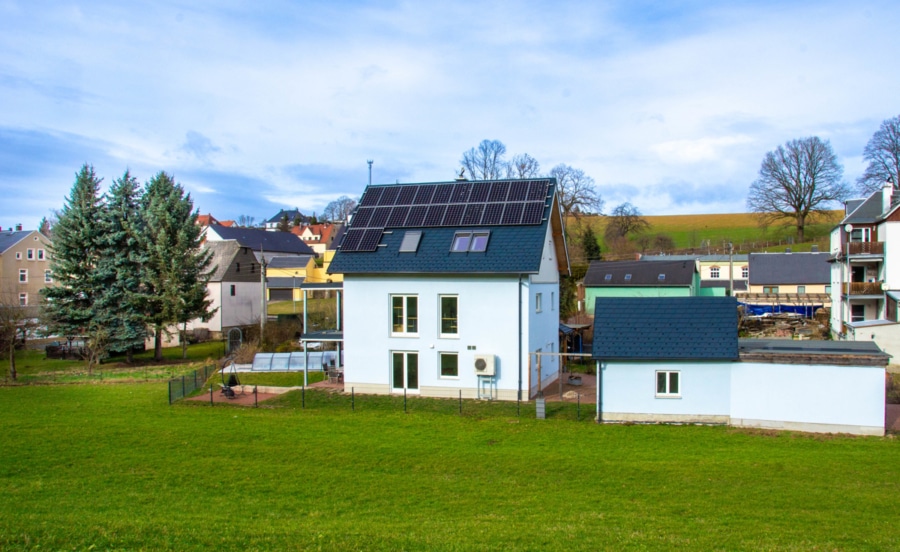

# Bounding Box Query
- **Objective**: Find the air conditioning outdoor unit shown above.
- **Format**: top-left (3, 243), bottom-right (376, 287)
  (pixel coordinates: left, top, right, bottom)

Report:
top-left (473, 354), bottom-right (496, 376)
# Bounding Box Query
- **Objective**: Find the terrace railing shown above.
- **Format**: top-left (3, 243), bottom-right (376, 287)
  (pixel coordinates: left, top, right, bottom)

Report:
top-left (845, 241), bottom-right (884, 256)
top-left (843, 281), bottom-right (884, 295)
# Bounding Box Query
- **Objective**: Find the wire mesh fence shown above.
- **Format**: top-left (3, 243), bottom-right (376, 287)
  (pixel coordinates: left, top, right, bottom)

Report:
top-left (168, 364), bottom-right (216, 404)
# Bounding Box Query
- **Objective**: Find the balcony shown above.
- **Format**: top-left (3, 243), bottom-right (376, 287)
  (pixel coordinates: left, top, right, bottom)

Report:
top-left (843, 281), bottom-right (884, 295)
top-left (845, 241), bottom-right (884, 256)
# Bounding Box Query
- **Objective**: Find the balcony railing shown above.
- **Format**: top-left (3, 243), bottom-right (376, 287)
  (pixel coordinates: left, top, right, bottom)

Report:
top-left (843, 281), bottom-right (884, 295)
top-left (845, 241), bottom-right (884, 256)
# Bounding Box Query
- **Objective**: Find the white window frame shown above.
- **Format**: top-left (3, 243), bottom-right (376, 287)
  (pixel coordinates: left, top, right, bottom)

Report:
top-left (797, 285), bottom-right (806, 294)
top-left (26, 248), bottom-right (34, 260)
top-left (656, 370), bottom-right (680, 398)
top-left (44, 269), bottom-right (52, 283)
top-left (18, 269), bottom-right (27, 283)
top-left (439, 295), bottom-right (458, 338)
top-left (38, 249), bottom-right (45, 260)
top-left (535, 292), bottom-right (542, 313)
top-left (710, 266), bottom-right (720, 279)
top-left (741, 266), bottom-right (749, 279)
top-left (439, 352), bottom-right (459, 379)
top-left (391, 295), bottom-right (419, 336)
top-left (15, 252), bottom-right (21, 260)
top-left (19, 293), bottom-right (27, 306)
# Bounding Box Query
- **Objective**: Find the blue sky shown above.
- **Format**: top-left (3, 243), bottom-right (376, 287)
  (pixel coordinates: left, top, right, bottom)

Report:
top-left (2, 0), bottom-right (899, 229)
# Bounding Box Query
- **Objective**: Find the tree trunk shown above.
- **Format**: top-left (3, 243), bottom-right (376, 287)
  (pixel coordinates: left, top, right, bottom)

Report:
top-left (8, 346), bottom-right (15, 381)
top-left (126, 347), bottom-right (134, 364)
top-left (154, 326), bottom-right (163, 361)
top-left (181, 321), bottom-right (188, 359)
top-left (797, 214), bottom-right (806, 243)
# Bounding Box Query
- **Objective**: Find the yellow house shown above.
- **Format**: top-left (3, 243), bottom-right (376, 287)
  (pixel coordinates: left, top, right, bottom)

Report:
top-left (267, 250), bottom-right (343, 301)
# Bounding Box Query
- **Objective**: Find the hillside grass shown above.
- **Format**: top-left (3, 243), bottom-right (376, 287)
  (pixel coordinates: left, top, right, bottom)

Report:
top-left (1, 383), bottom-right (899, 550)
top-left (569, 210), bottom-right (843, 257)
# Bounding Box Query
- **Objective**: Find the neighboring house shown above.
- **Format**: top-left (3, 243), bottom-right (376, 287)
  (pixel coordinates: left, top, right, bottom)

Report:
top-left (292, 222), bottom-right (341, 254)
top-left (592, 296), bottom-right (888, 435)
top-left (737, 252), bottom-right (831, 316)
top-left (264, 209), bottom-right (307, 231)
top-left (328, 178), bottom-right (569, 400)
top-left (187, 240), bottom-right (264, 338)
top-left (830, 180), bottom-right (900, 358)
top-left (196, 214), bottom-right (234, 229)
top-left (640, 254), bottom-right (749, 296)
top-left (582, 259), bottom-right (700, 314)
top-left (0, 228), bottom-right (52, 310)
top-left (266, 255), bottom-right (314, 301)
top-left (204, 224), bottom-right (316, 263)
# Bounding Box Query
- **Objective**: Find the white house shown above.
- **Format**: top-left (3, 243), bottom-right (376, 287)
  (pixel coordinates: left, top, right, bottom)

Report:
top-left (328, 178), bottom-right (569, 400)
top-left (830, 180), bottom-right (900, 360)
top-left (593, 297), bottom-right (888, 436)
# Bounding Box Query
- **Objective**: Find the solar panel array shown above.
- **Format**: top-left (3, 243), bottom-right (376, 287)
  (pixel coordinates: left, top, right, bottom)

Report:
top-left (340, 179), bottom-right (551, 252)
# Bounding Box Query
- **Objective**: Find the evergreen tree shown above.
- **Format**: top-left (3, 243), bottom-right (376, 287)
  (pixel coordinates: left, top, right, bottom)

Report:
top-left (41, 164), bottom-right (106, 371)
top-left (96, 170), bottom-right (147, 362)
top-left (139, 172), bottom-right (215, 360)
top-left (277, 214), bottom-right (291, 232)
top-left (580, 225), bottom-right (602, 261)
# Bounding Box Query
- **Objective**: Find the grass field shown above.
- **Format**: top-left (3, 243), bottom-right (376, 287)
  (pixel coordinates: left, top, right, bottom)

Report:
top-left (2, 383), bottom-right (899, 550)
top-left (569, 210), bottom-right (843, 257)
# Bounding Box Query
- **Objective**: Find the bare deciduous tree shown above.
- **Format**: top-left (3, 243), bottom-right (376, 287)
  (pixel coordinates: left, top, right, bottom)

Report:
top-left (236, 214), bottom-right (256, 227)
top-left (0, 288), bottom-right (34, 380)
top-left (858, 115), bottom-right (900, 195)
top-left (549, 164), bottom-right (604, 230)
top-left (605, 202), bottom-right (650, 242)
top-left (460, 139), bottom-right (508, 180)
top-left (323, 196), bottom-right (357, 222)
top-left (505, 153), bottom-right (541, 179)
top-left (747, 136), bottom-right (849, 243)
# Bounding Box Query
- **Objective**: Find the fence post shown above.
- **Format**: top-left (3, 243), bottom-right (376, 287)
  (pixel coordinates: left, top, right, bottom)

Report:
top-left (459, 390), bottom-right (462, 416)
top-left (168, 381), bottom-right (172, 405)
top-left (404, 388), bottom-right (407, 413)
top-left (209, 385), bottom-right (213, 406)
top-left (181, 376), bottom-right (185, 400)
top-left (254, 386), bottom-right (258, 408)
top-left (577, 393), bottom-right (581, 421)
top-left (302, 386), bottom-right (305, 409)
top-left (351, 387), bottom-right (355, 411)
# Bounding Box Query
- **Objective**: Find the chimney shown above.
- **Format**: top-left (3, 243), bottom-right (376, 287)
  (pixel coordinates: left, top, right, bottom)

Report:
top-left (15, 223), bottom-right (22, 231)
top-left (884, 178), bottom-right (894, 212)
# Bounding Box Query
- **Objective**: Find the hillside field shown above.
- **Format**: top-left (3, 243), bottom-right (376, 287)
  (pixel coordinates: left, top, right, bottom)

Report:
top-left (568, 210), bottom-right (843, 258)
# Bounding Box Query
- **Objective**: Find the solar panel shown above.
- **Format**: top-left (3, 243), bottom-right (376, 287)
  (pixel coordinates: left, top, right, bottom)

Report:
top-left (488, 181), bottom-right (510, 202)
top-left (501, 202), bottom-right (525, 225)
top-left (397, 185), bottom-right (418, 205)
top-left (462, 203), bottom-right (484, 225)
top-left (360, 187), bottom-right (383, 207)
top-left (406, 205), bottom-right (428, 227)
top-left (423, 205), bottom-right (447, 227)
top-left (527, 180), bottom-right (548, 201)
top-left (469, 182), bottom-right (490, 202)
top-left (378, 186), bottom-right (400, 206)
top-left (352, 207), bottom-right (374, 228)
top-left (481, 203), bottom-right (504, 225)
top-left (369, 207), bottom-right (390, 228)
top-left (340, 228), bottom-right (364, 251)
top-left (432, 184), bottom-right (453, 204)
top-left (387, 206), bottom-right (410, 227)
top-left (357, 229), bottom-right (383, 252)
top-left (414, 185), bottom-right (436, 204)
top-left (443, 204), bottom-right (465, 226)
top-left (450, 182), bottom-right (472, 203)
top-left (507, 181), bottom-right (528, 201)
top-left (521, 201), bottom-right (544, 224)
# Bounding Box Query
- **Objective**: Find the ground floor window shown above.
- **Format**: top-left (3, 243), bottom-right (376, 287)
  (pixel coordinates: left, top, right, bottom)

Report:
top-left (19, 293), bottom-right (27, 306)
top-left (439, 352), bottom-right (458, 378)
top-left (656, 370), bottom-right (680, 397)
top-left (392, 351), bottom-right (419, 391)
top-left (763, 286), bottom-right (778, 294)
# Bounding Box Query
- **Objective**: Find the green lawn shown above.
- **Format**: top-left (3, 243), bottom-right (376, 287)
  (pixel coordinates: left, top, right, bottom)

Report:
top-left (1, 384), bottom-right (899, 550)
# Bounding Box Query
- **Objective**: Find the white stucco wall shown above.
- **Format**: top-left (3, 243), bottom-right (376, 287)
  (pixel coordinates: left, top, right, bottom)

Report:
top-left (528, 280), bottom-right (561, 397)
top-left (343, 274), bottom-right (545, 400)
top-left (599, 361), bottom-right (731, 423)
top-left (190, 281), bottom-right (262, 333)
top-left (731, 362), bottom-right (885, 435)
top-left (880, 221), bottom-right (900, 289)
top-left (844, 324), bottom-right (900, 366)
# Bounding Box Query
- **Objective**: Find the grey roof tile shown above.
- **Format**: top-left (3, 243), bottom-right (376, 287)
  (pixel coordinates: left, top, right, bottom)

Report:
top-left (207, 225), bottom-right (315, 256)
top-left (748, 252), bottom-right (830, 285)
top-left (584, 259), bottom-right (696, 287)
top-left (592, 297), bottom-right (739, 360)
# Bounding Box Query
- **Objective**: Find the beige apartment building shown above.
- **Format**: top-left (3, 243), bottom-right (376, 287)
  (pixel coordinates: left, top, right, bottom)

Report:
top-left (0, 228), bottom-right (53, 311)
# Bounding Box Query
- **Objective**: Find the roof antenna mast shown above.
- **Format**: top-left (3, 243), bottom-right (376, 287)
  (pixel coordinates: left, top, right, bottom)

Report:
top-left (367, 160), bottom-right (373, 186)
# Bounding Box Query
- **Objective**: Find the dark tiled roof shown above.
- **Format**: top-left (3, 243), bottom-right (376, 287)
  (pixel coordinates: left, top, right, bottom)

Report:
top-left (640, 254), bottom-right (750, 263)
top-left (204, 240), bottom-right (240, 281)
top-left (329, 179), bottom-right (559, 275)
top-left (267, 277), bottom-right (305, 288)
top-left (701, 280), bottom-right (748, 291)
top-left (0, 230), bottom-right (30, 254)
top-left (207, 225), bottom-right (315, 256)
top-left (842, 193), bottom-right (884, 224)
top-left (592, 297), bottom-right (739, 361)
top-left (583, 259), bottom-right (696, 287)
top-left (748, 252), bottom-right (830, 285)
top-left (265, 209), bottom-right (306, 224)
top-left (268, 255), bottom-right (314, 269)
top-left (329, 225), bottom-right (547, 274)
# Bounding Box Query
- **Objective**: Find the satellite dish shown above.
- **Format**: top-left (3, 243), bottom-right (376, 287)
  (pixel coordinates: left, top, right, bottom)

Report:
top-left (844, 224), bottom-right (853, 233)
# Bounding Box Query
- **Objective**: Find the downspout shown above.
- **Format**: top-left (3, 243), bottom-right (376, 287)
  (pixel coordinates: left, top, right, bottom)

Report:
top-left (518, 274), bottom-right (524, 403)
top-left (596, 360), bottom-right (603, 423)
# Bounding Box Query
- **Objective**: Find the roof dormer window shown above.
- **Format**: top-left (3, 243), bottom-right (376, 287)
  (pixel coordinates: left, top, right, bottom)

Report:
top-left (451, 231), bottom-right (490, 253)
top-left (604, 274), bottom-right (612, 281)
